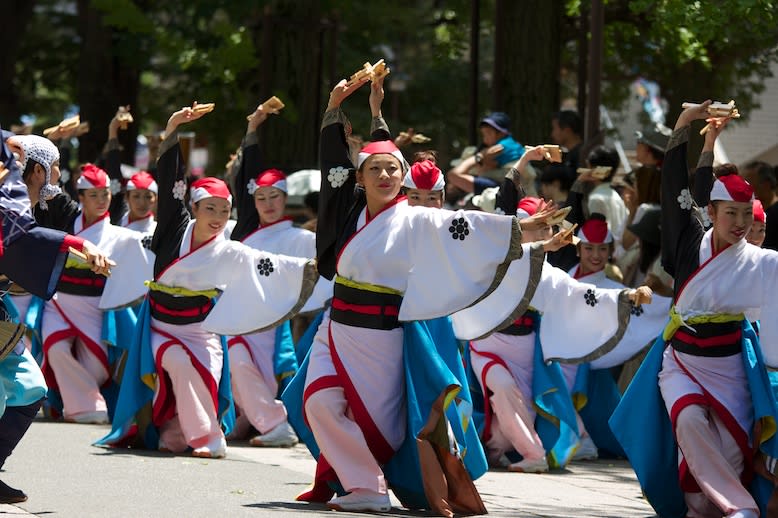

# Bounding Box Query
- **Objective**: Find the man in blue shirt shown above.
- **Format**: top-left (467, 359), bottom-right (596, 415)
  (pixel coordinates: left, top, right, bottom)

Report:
top-left (447, 112), bottom-right (527, 199)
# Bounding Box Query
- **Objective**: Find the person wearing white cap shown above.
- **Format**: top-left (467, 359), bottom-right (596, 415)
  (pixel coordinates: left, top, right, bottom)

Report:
top-left (690, 118), bottom-right (769, 252)
top-left (400, 152), bottom-right (487, 483)
top-left (6, 134), bottom-right (62, 211)
top-left (3, 134), bottom-right (68, 352)
top-left (748, 200), bottom-right (767, 247)
top-left (455, 198), bottom-right (663, 475)
top-left (39, 163), bottom-right (153, 424)
top-left (98, 104), bottom-right (317, 460)
top-left (10, 134), bottom-right (80, 233)
top-left (287, 76), bottom-right (662, 514)
top-left (563, 214), bottom-right (620, 461)
top-left (0, 128), bottom-right (113, 504)
top-left (611, 102), bottom-right (778, 518)
top-left (225, 102), bottom-right (328, 449)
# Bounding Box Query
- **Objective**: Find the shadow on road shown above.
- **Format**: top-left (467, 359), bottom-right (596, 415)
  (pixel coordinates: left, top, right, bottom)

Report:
top-left (245, 501), bottom-right (436, 516)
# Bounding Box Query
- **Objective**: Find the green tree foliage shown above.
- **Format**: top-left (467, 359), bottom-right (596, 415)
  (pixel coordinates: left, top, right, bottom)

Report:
top-left (565, 0), bottom-right (778, 123)
top-left (3, 0), bottom-right (778, 177)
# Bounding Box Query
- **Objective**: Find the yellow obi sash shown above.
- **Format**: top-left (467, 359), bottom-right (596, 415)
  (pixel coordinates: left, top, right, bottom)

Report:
top-left (144, 280), bottom-right (220, 299)
top-left (662, 306), bottom-right (744, 342)
top-left (334, 275), bottom-right (403, 296)
top-left (145, 281), bottom-right (220, 325)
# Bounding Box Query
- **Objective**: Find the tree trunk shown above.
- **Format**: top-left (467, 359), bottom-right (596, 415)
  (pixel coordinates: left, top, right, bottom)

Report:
top-left (76, 0), bottom-right (141, 166)
top-left (248, 1), bottom-right (326, 173)
top-left (493, 0), bottom-right (563, 145)
top-left (0, 1), bottom-right (37, 125)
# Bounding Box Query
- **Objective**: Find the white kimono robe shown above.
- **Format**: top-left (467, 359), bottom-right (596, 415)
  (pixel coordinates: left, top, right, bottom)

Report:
top-left (565, 266), bottom-right (672, 370)
top-left (239, 219), bottom-right (332, 315)
top-left (451, 260), bottom-right (636, 364)
top-left (120, 212), bottom-right (157, 234)
top-left (228, 219), bottom-right (316, 389)
top-left (153, 220), bottom-right (317, 338)
top-left (149, 220), bottom-right (317, 424)
top-left (659, 231), bottom-right (778, 446)
top-left (305, 199), bottom-right (532, 463)
top-left (43, 214), bottom-right (152, 376)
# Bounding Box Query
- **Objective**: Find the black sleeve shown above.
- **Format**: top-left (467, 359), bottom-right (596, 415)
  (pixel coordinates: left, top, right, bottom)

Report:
top-left (661, 126), bottom-right (703, 294)
top-left (104, 138), bottom-right (128, 224)
top-left (563, 182), bottom-right (586, 228)
top-left (763, 204), bottom-right (778, 251)
top-left (316, 107), bottom-right (362, 280)
top-left (230, 131), bottom-right (261, 241)
top-left (151, 130), bottom-right (190, 277)
top-left (59, 144), bottom-right (73, 175)
top-left (370, 116), bottom-right (392, 142)
top-left (34, 192), bottom-right (80, 233)
top-left (690, 150), bottom-right (714, 207)
top-left (495, 168), bottom-right (523, 216)
top-left (546, 246), bottom-right (579, 272)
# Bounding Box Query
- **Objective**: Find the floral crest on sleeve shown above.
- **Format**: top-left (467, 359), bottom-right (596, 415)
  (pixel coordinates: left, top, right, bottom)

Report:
top-left (584, 288), bottom-right (598, 307)
top-left (327, 166), bottom-right (349, 189)
top-left (696, 206), bottom-right (712, 229)
top-left (677, 188), bottom-right (693, 210)
top-left (110, 178), bottom-right (122, 195)
top-left (257, 257), bottom-right (275, 276)
top-left (449, 217), bottom-right (470, 241)
top-left (247, 178), bottom-right (258, 195)
top-left (172, 180), bottom-right (187, 201)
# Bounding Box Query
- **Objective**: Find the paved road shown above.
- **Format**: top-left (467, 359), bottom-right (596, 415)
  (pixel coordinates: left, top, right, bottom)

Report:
top-left (0, 420), bottom-right (657, 517)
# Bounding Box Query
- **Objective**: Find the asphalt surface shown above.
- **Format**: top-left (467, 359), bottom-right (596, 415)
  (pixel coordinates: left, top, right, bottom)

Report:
top-left (0, 420), bottom-right (657, 517)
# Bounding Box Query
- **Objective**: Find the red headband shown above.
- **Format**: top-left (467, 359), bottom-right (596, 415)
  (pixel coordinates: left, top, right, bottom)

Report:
top-left (190, 177), bottom-right (232, 204)
top-left (403, 160), bottom-right (444, 191)
top-left (77, 163), bottom-right (109, 190)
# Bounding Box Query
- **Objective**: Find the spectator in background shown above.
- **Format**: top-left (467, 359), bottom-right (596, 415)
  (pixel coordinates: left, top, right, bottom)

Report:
top-left (550, 110), bottom-right (583, 181)
top-left (539, 165), bottom-right (573, 205)
top-left (631, 126), bottom-right (667, 206)
top-left (444, 146), bottom-right (476, 209)
top-left (575, 146), bottom-right (628, 257)
top-left (740, 160), bottom-right (778, 250)
top-left (618, 125), bottom-right (667, 283)
top-left (446, 112), bottom-right (529, 196)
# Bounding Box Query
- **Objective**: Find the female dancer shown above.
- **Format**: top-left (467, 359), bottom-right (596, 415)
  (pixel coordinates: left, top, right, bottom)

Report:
top-left (468, 195), bottom-right (578, 474)
top-left (564, 215), bottom-right (670, 459)
top-left (39, 162), bottom-right (152, 424)
top-left (612, 102), bottom-right (778, 518)
top-left (120, 171), bottom-right (157, 234)
top-left (103, 106), bottom-right (156, 233)
top-left (227, 103), bottom-right (323, 448)
top-left (287, 77), bottom-right (647, 514)
top-left (102, 104), bottom-right (316, 458)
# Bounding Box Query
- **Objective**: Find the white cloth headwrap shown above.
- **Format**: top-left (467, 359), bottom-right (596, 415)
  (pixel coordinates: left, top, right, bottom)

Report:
top-left (15, 135), bottom-right (62, 209)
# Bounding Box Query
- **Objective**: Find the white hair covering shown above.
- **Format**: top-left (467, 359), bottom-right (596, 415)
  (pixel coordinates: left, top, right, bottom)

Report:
top-left (15, 135), bottom-right (61, 209)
